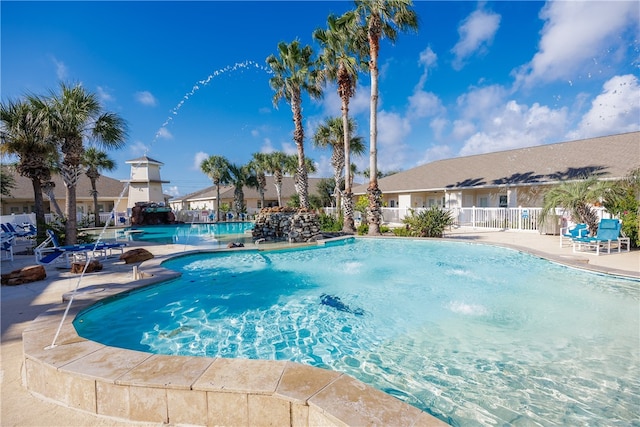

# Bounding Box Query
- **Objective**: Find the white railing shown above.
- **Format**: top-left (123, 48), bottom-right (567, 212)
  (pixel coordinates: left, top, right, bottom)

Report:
top-left (323, 207), bottom-right (552, 232)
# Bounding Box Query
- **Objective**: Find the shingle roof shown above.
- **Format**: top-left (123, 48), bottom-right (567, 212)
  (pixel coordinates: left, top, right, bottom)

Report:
top-left (125, 155), bottom-right (164, 165)
top-left (2, 167), bottom-right (129, 201)
top-left (353, 131), bottom-right (640, 194)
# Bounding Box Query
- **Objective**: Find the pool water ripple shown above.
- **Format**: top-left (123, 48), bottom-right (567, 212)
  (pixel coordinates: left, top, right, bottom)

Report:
top-left (74, 238), bottom-right (640, 426)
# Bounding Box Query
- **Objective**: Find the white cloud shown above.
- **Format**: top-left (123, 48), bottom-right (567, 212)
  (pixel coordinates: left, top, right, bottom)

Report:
top-left (568, 74), bottom-right (640, 140)
top-left (260, 138), bottom-right (275, 153)
top-left (193, 151), bottom-right (209, 170)
top-left (430, 117), bottom-right (449, 140)
top-left (451, 8), bottom-right (501, 70)
top-left (128, 141), bottom-right (149, 156)
top-left (376, 111), bottom-right (411, 171)
top-left (418, 144), bottom-right (454, 166)
top-left (165, 186), bottom-right (180, 197)
top-left (457, 84), bottom-right (507, 120)
top-left (51, 56), bottom-right (67, 80)
top-left (135, 91), bottom-right (157, 107)
top-left (514, 1), bottom-right (638, 87)
top-left (155, 127), bottom-right (173, 140)
top-left (458, 100), bottom-right (568, 156)
top-left (408, 90), bottom-right (445, 119)
top-left (452, 119), bottom-right (476, 141)
top-left (96, 86), bottom-right (114, 103)
top-left (416, 46), bottom-right (438, 90)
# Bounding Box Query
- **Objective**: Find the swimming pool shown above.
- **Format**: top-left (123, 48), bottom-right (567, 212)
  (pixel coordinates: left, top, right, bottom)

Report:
top-left (111, 222), bottom-right (254, 245)
top-left (74, 238), bottom-right (640, 426)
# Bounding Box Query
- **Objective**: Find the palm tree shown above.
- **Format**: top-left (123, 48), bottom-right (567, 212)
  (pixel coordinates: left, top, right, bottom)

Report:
top-left (0, 98), bottom-right (56, 242)
top-left (539, 177), bottom-right (626, 235)
top-left (267, 40), bottom-right (322, 209)
top-left (314, 11), bottom-right (368, 232)
top-left (81, 147), bottom-right (116, 227)
top-left (263, 151), bottom-right (297, 207)
top-left (249, 152), bottom-right (269, 209)
top-left (30, 83), bottom-right (128, 244)
top-left (312, 117), bottom-right (364, 215)
top-left (355, 0), bottom-right (418, 234)
top-left (200, 155), bottom-right (231, 222)
top-left (227, 163), bottom-right (257, 217)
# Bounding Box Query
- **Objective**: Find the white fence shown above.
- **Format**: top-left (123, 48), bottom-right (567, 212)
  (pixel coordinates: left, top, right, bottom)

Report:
top-left (324, 207), bottom-right (565, 233)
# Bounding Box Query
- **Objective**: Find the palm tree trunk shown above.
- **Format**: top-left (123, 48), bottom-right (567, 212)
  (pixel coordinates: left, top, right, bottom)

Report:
top-left (341, 100), bottom-right (354, 233)
top-left (61, 162), bottom-right (82, 245)
top-left (42, 181), bottom-right (65, 218)
top-left (274, 172), bottom-right (283, 206)
top-left (31, 178), bottom-right (47, 243)
top-left (91, 179), bottom-right (100, 227)
top-left (215, 181), bottom-right (221, 222)
top-left (291, 93), bottom-right (309, 209)
top-left (367, 31), bottom-right (382, 235)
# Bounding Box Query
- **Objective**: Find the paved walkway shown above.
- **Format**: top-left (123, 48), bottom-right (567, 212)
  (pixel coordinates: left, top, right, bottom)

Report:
top-left (1, 231), bottom-right (638, 426)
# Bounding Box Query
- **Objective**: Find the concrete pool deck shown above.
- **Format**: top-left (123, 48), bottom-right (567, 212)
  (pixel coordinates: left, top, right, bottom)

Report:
top-left (1, 229), bottom-right (638, 426)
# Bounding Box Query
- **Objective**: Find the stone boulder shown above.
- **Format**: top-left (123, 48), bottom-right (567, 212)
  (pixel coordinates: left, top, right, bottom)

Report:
top-left (1, 265), bottom-right (46, 286)
top-left (119, 248), bottom-right (154, 264)
top-left (70, 260), bottom-right (103, 274)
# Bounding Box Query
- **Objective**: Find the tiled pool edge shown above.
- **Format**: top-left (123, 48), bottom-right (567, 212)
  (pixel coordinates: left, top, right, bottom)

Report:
top-left (22, 248), bottom-right (448, 427)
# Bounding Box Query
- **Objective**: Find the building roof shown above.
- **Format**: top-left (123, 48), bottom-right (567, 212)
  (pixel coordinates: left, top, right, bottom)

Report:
top-left (354, 131), bottom-right (640, 195)
top-left (173, 176), bottom-right (328, 202)
top-left (125, 155), bottom-right (164, 165)
top-left (1, 167), bottom-right (129, 201)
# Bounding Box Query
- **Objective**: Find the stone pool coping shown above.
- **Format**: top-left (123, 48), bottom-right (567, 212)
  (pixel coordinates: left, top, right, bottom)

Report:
top-left (22, 242), bottom-right (448, 427)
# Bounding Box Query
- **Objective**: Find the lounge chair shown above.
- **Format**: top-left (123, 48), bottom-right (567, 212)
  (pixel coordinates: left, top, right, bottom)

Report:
top-left (572, 218), bottom-right (630, 255)
top-left (1, 233), bottom-right (15, 261)
top-left (559, 223), bottom-right (589, 247)
top-left (35, 230), bottom-right (127, 266)
top-left (2, 222), bottom-right (36, 239)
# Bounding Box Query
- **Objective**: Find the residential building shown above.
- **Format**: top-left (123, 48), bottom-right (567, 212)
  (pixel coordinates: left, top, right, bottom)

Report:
top-left (353, 131), bottom-right (639, 211)
top-left (169, 176), bottom-right (328, 215)
top-left (1, 165), bottom-right (129, 217)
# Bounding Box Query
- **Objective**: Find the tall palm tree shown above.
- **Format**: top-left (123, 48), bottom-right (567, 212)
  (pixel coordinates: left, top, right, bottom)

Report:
top-left (81, 147), bottom-right (116, 227)
top-left (249, 152), bottom-right (269, 209)
top-left (263, 151), bottom-right (297, 207)
top-left (30, 83), bottom-right (128, 244)
top-left (200, 155), bottom-right (230, 222)
top-left (0, 98), bottom-right (56, 242)
top-left (227, 163), bottom-right (257, 217)
top-left (312, 117), bottom-right (365, 214)
top-left (266, 40), bottom-right (322, 209)
top-left (314, 11), bottom-right (368, 232)
top-left (355, 0), bottom-right (418, 234)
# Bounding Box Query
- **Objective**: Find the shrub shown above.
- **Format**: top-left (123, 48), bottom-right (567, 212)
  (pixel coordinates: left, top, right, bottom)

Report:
top-left (318, 213), bottom-right (342, 232)
top-left (402, 207), bottom-right (453, 238)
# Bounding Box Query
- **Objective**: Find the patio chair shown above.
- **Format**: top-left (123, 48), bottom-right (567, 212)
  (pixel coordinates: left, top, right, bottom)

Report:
top-left (35, 230), bottom-right (127, 266)
top-left (572, 218), bottom-right (630, 255)
top-left (1, 233), bottom-right (15, 261)
top-left (559, 222), bottom-right (589, 247)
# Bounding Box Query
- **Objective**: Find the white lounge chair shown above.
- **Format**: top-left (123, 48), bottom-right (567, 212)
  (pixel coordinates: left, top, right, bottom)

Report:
top-left (572, 219), bottom-right (630, 255)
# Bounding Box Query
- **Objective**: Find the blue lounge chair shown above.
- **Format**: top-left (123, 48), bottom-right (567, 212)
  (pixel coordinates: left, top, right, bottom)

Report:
top-left (1, 233), bottom-right (15, 261)
top-left (2, 222), bottom-right (36, 239)
top-left (35, 230), bottom-right (127, 266)
top-left (572, 218), bottom-right (630, 255)
top-left (559, 222), bottom-right (589, 247)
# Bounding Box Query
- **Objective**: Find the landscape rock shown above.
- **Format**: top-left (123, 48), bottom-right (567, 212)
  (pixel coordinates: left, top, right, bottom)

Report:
top-left (120, 248), bottom-right (154, 264)
top-left (70, 260), bottom-right (103, 274)
top-left (1, 265), bottom-right (46, 286)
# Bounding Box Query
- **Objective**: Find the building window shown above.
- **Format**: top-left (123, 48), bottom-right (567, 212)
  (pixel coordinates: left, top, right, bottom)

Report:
top-left (389, 200), bottom-right (396, 207)
top-left (499, 195), bottom-right (508, 208)
top-left (479, 197), bottom-right (488, 208)
top-left (257, 200), bottom-right (262, 209)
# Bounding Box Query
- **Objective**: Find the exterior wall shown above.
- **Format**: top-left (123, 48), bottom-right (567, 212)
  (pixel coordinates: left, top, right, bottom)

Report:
top-left (129, 163), bottom-right (162, 181)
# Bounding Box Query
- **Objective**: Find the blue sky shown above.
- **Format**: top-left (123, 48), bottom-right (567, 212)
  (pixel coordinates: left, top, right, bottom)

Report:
top-left (3, 1), bottom-right (639, 198)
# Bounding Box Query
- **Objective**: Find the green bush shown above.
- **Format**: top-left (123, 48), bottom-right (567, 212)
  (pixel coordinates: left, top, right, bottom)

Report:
top-left (318, 213), bottom-right (343, 232)
top-left (402, 207), bottom-right (453, 238)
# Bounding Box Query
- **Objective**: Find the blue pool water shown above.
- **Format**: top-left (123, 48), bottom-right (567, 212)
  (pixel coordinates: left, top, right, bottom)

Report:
top-left (74, 238), bottom-right (640, 426)
top-left (115, 222), bottom-right (254, 245)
